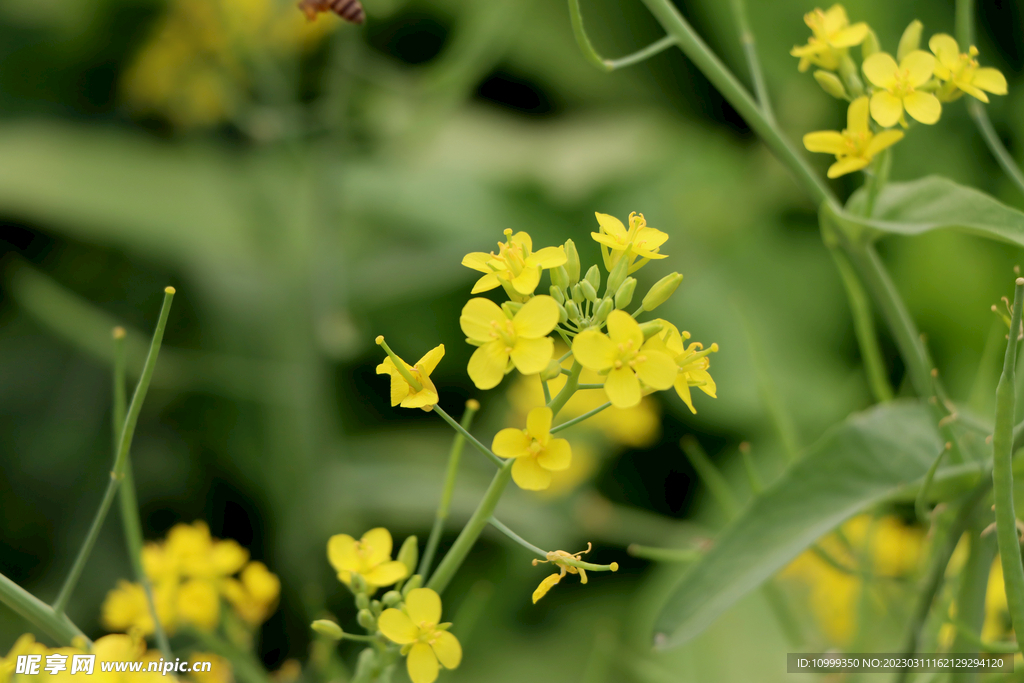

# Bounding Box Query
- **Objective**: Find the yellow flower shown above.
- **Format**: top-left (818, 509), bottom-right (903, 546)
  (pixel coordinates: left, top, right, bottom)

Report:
top-left (375, 341), bottom-right (444, 410)
top-left (378, 588), bottom-right (462, 683)
top-left (188, 654), bottom-right (232, 683)
top-left (803, 96), bottom-right (904, 178)
top-left (222, 561), bottom-right (281, 625)
top-left (649, 320), bottom-right (718, 414)
top-left (101, 580), bottom-right (178, 635)
top-left (460, 296), bottom-right (559, 390)
top-left (492, 407), bottom-right (572, 490)
top-left (862, 50), bottom-right (941, 127)
top-left (790, 5), bottom-right (869, 72)
top-left (929, 34), bottom-right (1008, 103)
top-left (462, 230), bottom-right (567, 298)
top-left (160, 521), bottom-right (249, 581)
top-left (327, 527), bottom-right (409, 592)
top-left (0, 634), bottom-right (47, 683)
top-left (571, 310), bottom-right (677, 408)
top-left (531, 543), bottom-right (617, 603)
top-left (591, 212), bottom-right (668, 274)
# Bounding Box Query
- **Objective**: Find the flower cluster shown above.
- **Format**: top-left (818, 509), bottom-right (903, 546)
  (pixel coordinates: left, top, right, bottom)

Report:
top-left (102, 521), bottom-right (280, 636)
top-left (794, 5), bottom-right (1007, 177)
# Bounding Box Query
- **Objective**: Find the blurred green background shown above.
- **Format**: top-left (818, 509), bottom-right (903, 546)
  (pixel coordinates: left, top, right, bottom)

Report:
top-left (1, 0), bottom-right (1023, 680)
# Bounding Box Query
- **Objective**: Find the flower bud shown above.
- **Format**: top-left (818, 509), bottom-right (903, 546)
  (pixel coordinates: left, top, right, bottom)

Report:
top-left (557, 302), bottom-right (568, 324)
top-left (549, 286), bottom-right (565, 305)
top-left (370, 599), bottom-right (383, 616)
top-left (311, 620), bottom-right (344, 640)
top-left (397, 535), bottom-right (418, 575)
top-left (585, 264), bottom-right (601, 292)
top-left (550, 265), bottom-right (569, 290)
top-left (642, 272), bottom-right (683, 311)
top-left (897, 20), bottom-right (923, 62)
top-left (605, 250), bottom-right (630, 296)
top-left (564, 240), bottom-right (580, 285)
top-left (813, 70), bottom-right (848, 100)
top-left (501, 301), bottom-right (523, 318)
top-left (580, 279), bottom-right (598, 303)
top-left (566, 300), bottom-right (581, 322)
top-left (615, 277), bottom-right (636, 309)
top-left (861, 28), bottom-right (879, 59)
top-left (639, 320), bottom-right (665, 340)
top-left (571, 283), bottom-right (585, 304)
top-left (355, 593), bottom-right (370, 610)
top-left (594, 297), bottom-right (614, 323)
top-left (356, 608), bottom-right (376, 630)
top-left (541, 359), bottom-right (562, 381)
top-left (350, 573), bottom-right (367, 594)
top-left (382, 590), bottom-right (402, 607)
top-left (402, 574), bottom-right (423, 596)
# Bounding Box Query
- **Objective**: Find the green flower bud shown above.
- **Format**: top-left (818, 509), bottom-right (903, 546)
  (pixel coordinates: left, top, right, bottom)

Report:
top-left (837, 53), bottom-right (864, 98)
top-left (311, 620), bottom-right (344, 640)
top-left (861, 28), bottom-right (879, 59)
top-left (402, 574), bottom-right (423, 596)
top-left (356, 608), bottom-right (376, 630)
top-left (566, 300), bottom-right (581, 322)
top-left (353, 649), bottom-right (376, 679)
top-left (639, 320), bottom-right (665, 340)
top-left (541, 359), bottom-right (562, 381)
top-left (549, 286), bottom-right (565, 305)
top-left (813, 70), bottom-right (848, 100)
top-left (397, 535), bottom-right (418, 575)
top-left (580, 279), bottom-right (598, 303)
top-left (642, 272), bottom-right (683, 311)
top-left (605, 249), bottom-right (630, 296)
top-left (615, 277), bottom-right (636, 309)
top-left (355, 593), bottom-right (370, 610)
top-left (350, 573), bottom-right (367, 594)
top-left (564, 240), bottom-right (580, 285)
top-left (382, 590), bottom-right (402, 607)
top-left (501, 301), bottom-right (523, 318)
top-left (585, 264), bottom-right (601, 291)
top-left (370, 599), bottom-right (383, 616)
top-left (551, 265), bottom-right (569, 290)
top-left (557, 302), bottom-right (568, 324)
top-left (594, 297), bottom-right (613, 323)
top-left (897, 20), bottom-right (923, 62)
top-left (571, 283), bottom-right (585, 304)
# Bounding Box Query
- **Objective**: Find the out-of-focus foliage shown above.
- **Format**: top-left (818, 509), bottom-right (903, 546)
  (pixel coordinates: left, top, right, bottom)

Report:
top-left (1, 0), bottom-right (1024, 680)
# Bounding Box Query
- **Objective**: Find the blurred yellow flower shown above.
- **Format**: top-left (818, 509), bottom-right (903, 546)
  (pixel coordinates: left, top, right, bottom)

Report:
top-left (101, 580), bottom-right (177, 636)
top-left (790, 5), bottom-right (869, 72)
top-left (378, 588), bottom-right (462, 683)
top-left (0, 634), bottom-right (47, 683)
top-left (803, 96), bottom-right (904, 178)
top-left (189, 654), bottom-right (232, 683)
top-left (929, 34), bottom-right (1008, 103)
top-left (222, 561), bottom-right (281, 625)
top-left (327, 527), bottom-right (409, 592)
top-left (862, 51), bottom-right (941, 127)
top-left (492, 407), bottom-right (572, 491)
top-left (460, 296), bottom-right (558, 390)
top-left (591, 212), bottom-right (667, 274)
top-left (376, 340), bottom-right (444, 410)
top-left (462, 230), bottom-right (566, 298)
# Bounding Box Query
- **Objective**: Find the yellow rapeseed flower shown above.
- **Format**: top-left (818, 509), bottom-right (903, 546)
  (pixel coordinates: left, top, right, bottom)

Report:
top-left (460, 296), bottom-right (559, 390)
top-left (327, 527), bottom-right (409, 592)
top-left (929, 34), bottom-right (1008, 103)
top-left (222, 561), bottom-right (281, 625)
top-left (378, 588), bottom-right (462, 683)
top-left (862, 50), bottom-right (941, 127)
top-left (531, 543), bottom-right (617, 603)
top-left (803, 96), bottom-right (904, 178)
top-left (790, 5), bottom-right (869, 72)
top-left (649, 320), bottom-right (718, 414)
top-left (492, 407), bottom-right (572, 490)
top-left (102, 580), bottom-right (179, 635)
top-left (572, 310), bottom-right (677, 408)
top-left (0, 634), bottom-right (47, 683)
top-left (375, 340), bottom-right (444, 410)
top-left (462, 230), bottom-right (566, 299)
top-left (591, 212), bottom-right (667, 274)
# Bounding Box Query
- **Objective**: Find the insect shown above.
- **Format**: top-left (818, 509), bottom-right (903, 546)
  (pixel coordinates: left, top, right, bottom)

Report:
top-left (298, 0), bottom-right (365, 24)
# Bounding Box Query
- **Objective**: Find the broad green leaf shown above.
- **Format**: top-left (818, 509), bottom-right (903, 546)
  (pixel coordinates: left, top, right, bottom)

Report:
top-left (847, 175), bottom-right (1024, 247)
top-left (652, 401), bottom-right (952, 649)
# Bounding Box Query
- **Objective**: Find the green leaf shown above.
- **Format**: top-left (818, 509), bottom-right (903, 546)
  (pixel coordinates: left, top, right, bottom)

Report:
top-left (652, 401), bottom-right (955, 649)
top-left (848, 175), bottom-right (1024, 247)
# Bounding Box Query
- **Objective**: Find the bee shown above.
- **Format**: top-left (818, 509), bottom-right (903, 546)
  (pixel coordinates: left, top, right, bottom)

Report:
top-left (298, 0), bottom-right (365, 24)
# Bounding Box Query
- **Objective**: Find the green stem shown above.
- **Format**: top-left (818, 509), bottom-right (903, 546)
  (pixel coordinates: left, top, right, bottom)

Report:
top-left (738, 444), bottom-right (762, 494)
top-left (0, 571), bottom-right (90, 647)
top-left (968, 101), bottom-right (1024, 198)
top-left (541, 376), bottom-right (552, 404)
top-left (680, 436), bottom-right (739, 517)
top-left (375, 337), bottom-right (423, 392)
top-left (52, 288), bottom-right (174, 616)
top-left (427, 461), bottom-right (514, 594)
top-left (488, 517), bottom-right (546, 557)
top-left (551, 402), bottom-right (611, 434)
top-left (727, 0), bottom-right (773, 121)
top-left (547, 361), bottom-right (582, 417)
top-left (419, 400), bottom-right (479, 576)
top-left (431, 404), bottom-right (503, 468)
top-left (990, 276), bottom-right (1024, 653)
top-left (604, 36), bottom-right (678, 70)
top-left (567, 0), bottom-right (611, 71)
top-left (956, 0), bottom-right (975, 46)
top-left (950, 620), bottom-right (1018, 654)
top-left (915, 445), bottom-right (950, 524)
top-left (627, 544), bottom-right (701, 563)
top-left (576, 383), bottom-right (605, 390)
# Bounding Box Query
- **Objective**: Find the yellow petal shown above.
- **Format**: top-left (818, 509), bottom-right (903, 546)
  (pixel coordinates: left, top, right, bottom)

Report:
top-left (379, 361), bottom-right (410, 407)
top-left (803, 131), bottom-right (847, 155)
top-left (903, 91), bottom-right (941, 124)
top-left (327, 534), bottom-right (358, 573)
top-left (210, 540), bottom-right (249, 576)
top-left (240, 561), bottom-right (280, 603)
top-left (526, 407), bottom-right (553, 441)
top-left (470, 272), bottom-right (501, 294)
top-left (415, 344), bottom-right (445, 376)
top-left (461, 252), bottom-right (492, 274)
top-left (572, 330), bottom-right (616, 371)
top-left (510, 231), bottom-right (533, 256)
top-left (830, 22), bottom-right (868, 47)
top-left (827, 156), bottom-right (870, 178)
top-left (401, 379), bottom-right (438, 409)
top-left (511, 336), bottom-right (554, 375)
top-left (430, 631), bottom-right (462, 670)
top-left (605, 310), bottom-right (643, 349)
top-left (378, 609), bottom-right (417, 644)
top-left (973, 67), bottom-right (1007, 95)
top-left (862, 52), bottom-right (899, 89)
top-left (635, 349), bottom-right (677, 390)
top-left (468, 341), bottom-right (509, 390)
top-left (821, 4), bottom-right (848, 34)
top-left (928, 33), bottom-right (961, 71)
top-left (846, 95), bottom-right (870, 134)
top-left (510, 266), bottom-right (541, 295)
top-left (956, 79), bottom-right (989, 102)
top-left (528, 246), bottom-right (567, 269)
top-left (693, 366), bottom-right (717, 398)
top-left (407, 643), bottom-right (439, 683)
top-left (512, 295), bottom-right (559, 338)
top-left (532, 573), bottom-right (562, 603)
top-left (869, 90), bottom-right (903, 128)
top-left (900, 50), bottom-right (935, 86)
top-left (674, 377), bottom-right (695, 413)
top-left (864, 129), bottom-right (904, 157)
top-left (594, 212), bottom-right (627, 240)
top-left (537, 438), bottom-right (571, 471)
top-left (492, 427), bottom-right (532, 459)
top-left (605, 366), bottom-right (641, 408)
top-left (405, 588), bottom-right (442, 627)
top-left (364, 560), bottom-right (409, 588)
top-left (460, 298), bottom-right (504, 343)
top-left (358, 527), bottom-right (393, 567)
top-left (591, 232), bottom-right (625, 250)
top-left (512, 455), bottom-right (553, 490)
top-left (177, 579), bottom-right (219, 629)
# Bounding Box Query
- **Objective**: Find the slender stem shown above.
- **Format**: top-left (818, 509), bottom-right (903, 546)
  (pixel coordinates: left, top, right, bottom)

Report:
top-left (639, 0), bottom-right (837, 208)
top-left (576, 383), bottom-right (605, 390)
top-left (551, 402), bottom-right (611, 434)
top-left (488, 517), bottom-right (546, 557)
top-left (738, 444), bottom-right (762, 494)
top-left (990, 277), bottom-right (1024, 653)
top-left (541, 376), bottom-right (552, 404)
top-left (427, 461), bottom-right (514, 594)
top-left (968, 101), bottom-right (1024, 198)
top-left (431, 404), bottom-right (503, 468)
top-left (950, 520), bottom-right (998, 683)
top-left (52, 289), bottom-right (174, 616)
top-left (915, 445), bottom-right (950, 523)
top-left (949, 620), bottom-right (1019, 654)
top-left (627, 544), bottom-right (701, 563)
top-left (956, 0), bottom-right (975, 46)
top-left (727, 0), bottom-right (773, 122)
top-left (680, 436), bottom-right (739, 517)
top-left (419, 400), bottom-right (479, 576)
top-left (375, 337), bottom-right (422, 392)
top-left (0, 571), bottom-right (90, 647)
top-left (547, 361), bottom-right (582, 417)
top-left (604, 36), bottom-right (678, 71)
top-left (567, 0), bottom-right (612, 71)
